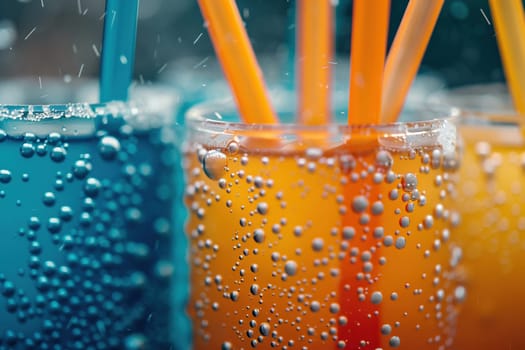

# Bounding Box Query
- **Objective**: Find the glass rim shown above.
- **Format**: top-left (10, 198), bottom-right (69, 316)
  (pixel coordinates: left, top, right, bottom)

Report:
top-left (184, 98), bottom-right (459, 156)
top-left (0, 79), bottom-right (180, 137)
top-left (185, 97), bottom-right (460, 133)
top-left (0, 78), bottom-right (180, 121)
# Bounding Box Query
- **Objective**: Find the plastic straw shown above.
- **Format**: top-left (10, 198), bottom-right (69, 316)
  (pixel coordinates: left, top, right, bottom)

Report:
top-left (489, 0), bottom-right (525, 114)
top-left (348, 0), bottom-right (390, 125)
top-left (197, 0), bottom-right (278, 124)
top-left (381, 0), bottom-right (444, 123)
top-left (100, 0), bottom-right (139, 102)
top-left (296, 0), bottom-right (333, 125)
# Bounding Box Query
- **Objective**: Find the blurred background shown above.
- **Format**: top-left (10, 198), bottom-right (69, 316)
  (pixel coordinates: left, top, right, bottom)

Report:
top-left (0, 0), bottom-right (504, 89)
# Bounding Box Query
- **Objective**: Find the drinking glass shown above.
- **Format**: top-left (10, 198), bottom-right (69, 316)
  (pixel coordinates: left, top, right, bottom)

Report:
top-left (434, 83), bottom-right (525, 350)
top-left (183, 96), bottom-right (463, 349)
top-left (0, 79), bottom-right (187, 349)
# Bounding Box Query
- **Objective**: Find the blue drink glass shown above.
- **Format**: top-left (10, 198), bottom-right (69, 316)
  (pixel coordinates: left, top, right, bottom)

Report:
top-left (0, 80), bottom-right (187, 350)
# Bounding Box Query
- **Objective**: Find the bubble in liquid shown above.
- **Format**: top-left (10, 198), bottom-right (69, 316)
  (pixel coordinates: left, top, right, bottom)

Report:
top-left (230, 291), bottom-right (239, 301)
top-left (50, 146), bottom-right (67, 162)
top-left (376, 150), bottom-right (393, 168)
top-left (423, 215), bottom-right (434, 229)
top-left (371, 291), bottom-right (383, 304)
top-left (250, 284), bottom-right (260, 295)
top-left (284, 260), bottom-right (298, 276)
top-left (226, 140), bottom-right (239, 155)
top-left (99, 136), bottom-right (121, 160)
top-left (59, 206), bottom-right (73, 221)
top-left (47, 217), bottom-right (62, 234)
top-left (293, 226), bottom-right (303, 237)
top-left (389, 336), bottom-right (400, 347)
top-left (389, 189), bottom-right (399, 200)
top-left (310, 300), bottom-right (321, 312)
top-left (395, 237), bottom-right (406, 249)
top-left (0, 169), bottom-right (11, 183)
top-left (373, 227), bottom-right (384, 239)
top-left (475, 141), bottom-right (491, 157)
top-left (342, 226), bottom-right (355, 239)
top-left (256, 202), bottom-right (269, 215)
top-left (401, 173), bottom-right (417, 192)
top-left (73, 159), bottom-right (92, 179)
top-left (28, 216), bottom-right (40, 230)
top-left (329, 303), bottom-right (340, 313)
top-left (371, 201), bottom-right (384, 215)
top-left (311, 238), bottom-right (324, 252)
top-left (352, 196), bottom-right (369, 213)
top-left (454, 285), bottom-right (466, 302)
top-left (399, 216), bottom-right (410, 228)
top-left (42, 192), bottom-right (56, 206)
top-left (20, 143), bottom-right (35, 158)
top-left (253, 229), bottom-right (265, 243)
top-left (259, 322), bottom-right (271, 336)
top-left (202, 150), bottom-right (227, 180)
top-left (222, 342), bottom-right (233, 350)
top-left (84, 177), bottom-right (102, 197)
top-left (340, 155), bottom-right (356, 172)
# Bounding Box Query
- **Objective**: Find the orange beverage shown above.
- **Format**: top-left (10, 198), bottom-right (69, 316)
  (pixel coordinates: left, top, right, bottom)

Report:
top-left (439, 84), bottom-right (525, 349)
top-left (183, 100), bottom-right (463, 349)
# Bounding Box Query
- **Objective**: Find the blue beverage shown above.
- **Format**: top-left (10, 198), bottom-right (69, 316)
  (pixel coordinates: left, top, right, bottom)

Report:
top-left (0, 82), bottom-right (185, 349)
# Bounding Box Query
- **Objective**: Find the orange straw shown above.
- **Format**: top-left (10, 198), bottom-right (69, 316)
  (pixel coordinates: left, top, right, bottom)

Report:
top-left (348, 0), bottom-right (391, 125)
top-left (489, 0), bottom-right (525, 115)
top-left (197, 0), bottom-right (278, 124)
top-left (296, 0), bottom-right (333, 125)
top-left (381, 0), bottom-right (444, 123)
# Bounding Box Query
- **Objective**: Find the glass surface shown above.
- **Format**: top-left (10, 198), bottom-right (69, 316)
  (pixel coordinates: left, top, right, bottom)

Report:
top-left (183, 99), bottom-right (463, 349)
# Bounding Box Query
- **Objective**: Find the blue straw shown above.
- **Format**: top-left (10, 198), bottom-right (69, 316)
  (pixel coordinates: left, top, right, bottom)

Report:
top-left (99, 0), bottom-right (139, 102)
top-left (286, 0), bottom-right (296, 91)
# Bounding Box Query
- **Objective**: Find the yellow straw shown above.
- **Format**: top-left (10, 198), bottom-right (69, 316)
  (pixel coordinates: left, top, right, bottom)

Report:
top-left (348, 0), bottom-right (390, 125)
top-left (489, 0), bottom-right (525, 115)
top-left (296, 0), bottom-right (333, 125)
top-left (381, 0), bottom-right (444, 123)
top-left (197, 0), bottom-right (278, 124)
